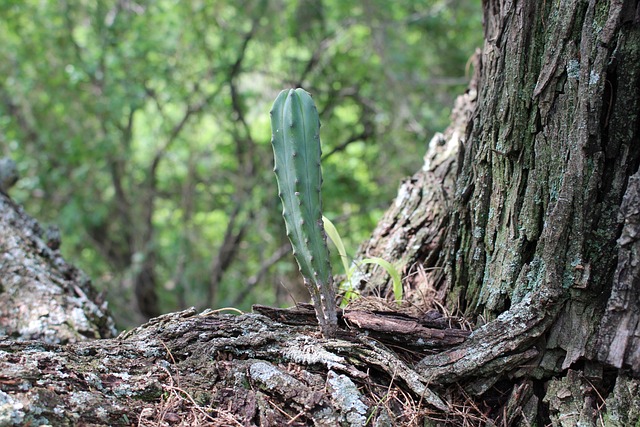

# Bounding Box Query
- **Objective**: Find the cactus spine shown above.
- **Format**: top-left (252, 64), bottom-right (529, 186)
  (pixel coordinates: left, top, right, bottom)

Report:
top-left (270, 88), bottom-right (337, 338)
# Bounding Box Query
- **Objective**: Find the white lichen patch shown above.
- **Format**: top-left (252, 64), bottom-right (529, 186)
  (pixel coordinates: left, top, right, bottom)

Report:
top-left (94, 406), bottom-right (108, 421)
top-left (327, 371), bottom-right (368, 427)
top-left (282, 337), bottom-right (347, 370)
top-left (249, 361), bottom-right (302, 391)
top-left (82, 373), bottom-right (104, 391)
top-left (70, 307), bottom-right (94, 336)
top-left (0, 390), bottom-right (25, 426)
top-left (111, 372), bottom-right (131, 381)
top-left (68, 391), bottom-right (95, 407)
top-left (156, 359), bottom-right (171, 370)
top-left (567, 59), bottom-right (580, 79)
top-left (241, 314), bottom-right (273, 334)
top-left (143, 348), bottom-right (163, 358)
top-left (112, 383), bottom-right (134, 398)
top-left (395, 185), bottom-right (411, 208)
top-left (349, 270), bottom-right (370, 292)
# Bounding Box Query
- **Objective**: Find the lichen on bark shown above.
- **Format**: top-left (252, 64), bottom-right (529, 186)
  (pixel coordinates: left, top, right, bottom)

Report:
top-left (0, 193), bottom-right (116, 343)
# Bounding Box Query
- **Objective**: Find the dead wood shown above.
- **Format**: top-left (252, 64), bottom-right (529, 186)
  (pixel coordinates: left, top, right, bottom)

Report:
top-left (0, 193), bottom-right (116, 344)
top-left (0, 307), bottom-right (454, 426)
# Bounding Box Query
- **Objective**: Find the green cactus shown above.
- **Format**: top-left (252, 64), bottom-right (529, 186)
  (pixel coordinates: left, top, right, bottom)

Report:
top-left (270, 88), bottom-right (338, 338)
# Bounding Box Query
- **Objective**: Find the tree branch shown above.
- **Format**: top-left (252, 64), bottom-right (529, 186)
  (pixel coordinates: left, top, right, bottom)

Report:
top-left (233, 244), bottom-right (291, 306)
top-left (207, 204), bottom-right (250, 307)
top-left (321, 127), bottom-right (375, 160)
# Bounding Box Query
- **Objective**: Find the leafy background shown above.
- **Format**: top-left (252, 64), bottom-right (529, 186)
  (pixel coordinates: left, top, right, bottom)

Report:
top-left (0, 0), bottom-right (481, 328)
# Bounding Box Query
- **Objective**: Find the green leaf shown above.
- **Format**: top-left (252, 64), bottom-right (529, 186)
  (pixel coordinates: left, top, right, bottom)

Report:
top-left (322, 215), bottom-right (351, 280)
top-left (359, 257), bottom-right (403, 304)
top-left (322, 215), bottom-right (359, 305)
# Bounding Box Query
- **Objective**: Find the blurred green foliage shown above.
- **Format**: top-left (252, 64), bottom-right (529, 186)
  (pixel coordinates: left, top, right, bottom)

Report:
top-left (0, 0), bottom-right (481, 327)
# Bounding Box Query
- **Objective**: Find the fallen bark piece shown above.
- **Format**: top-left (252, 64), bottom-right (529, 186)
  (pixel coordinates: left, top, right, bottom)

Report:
top-left (253, 303), bottom-right (471, 351)
top-left (343, 310), bottom-right (470, 350)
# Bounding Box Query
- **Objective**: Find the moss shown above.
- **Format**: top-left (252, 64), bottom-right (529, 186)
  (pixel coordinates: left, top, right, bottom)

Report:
top-left (593, 0), bottom-right (610, 35)
top-left (129, 386), bottom-right (163, 402)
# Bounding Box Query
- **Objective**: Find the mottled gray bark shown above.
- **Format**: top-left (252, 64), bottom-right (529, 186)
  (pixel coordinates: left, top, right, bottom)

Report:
top-left (596, 168), bottom-right (640, 371)
top-left (354, 0), bottom-right (640, 425)
top-left (0, 192), bottom-right (116, 344)
top-left (1, 306), bottom-right (467, 426)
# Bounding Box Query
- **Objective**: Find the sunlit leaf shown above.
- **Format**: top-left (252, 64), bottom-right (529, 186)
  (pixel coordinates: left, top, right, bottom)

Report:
top-left (359, 257), bottom-right (403, 304)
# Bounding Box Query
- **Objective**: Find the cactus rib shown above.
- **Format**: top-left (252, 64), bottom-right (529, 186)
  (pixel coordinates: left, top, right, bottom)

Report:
top-left (270, 88), bottom-right (337, 337)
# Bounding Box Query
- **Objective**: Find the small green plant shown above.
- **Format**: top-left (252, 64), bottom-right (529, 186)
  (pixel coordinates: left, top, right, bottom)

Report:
top-left (322, 215), bottom-right (357, 303)
top-left (270, 88), bottom-right (337, 338)
top-left (359, 257), bottom-right (403, 304)
top-left (270, 89), bottom-right (403, 332)
top-left (322, 216), bottom-right (352, 284)
top-left (322, 216), bottom-right (403, 305)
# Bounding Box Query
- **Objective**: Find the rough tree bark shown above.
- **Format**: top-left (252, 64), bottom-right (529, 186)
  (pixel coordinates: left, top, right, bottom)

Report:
top-left (1, 1), bottom-right (640, 426)
top-left (355, 0), bottom-right (640, 425)
top-left (0, 194), bottom-right (116, 344)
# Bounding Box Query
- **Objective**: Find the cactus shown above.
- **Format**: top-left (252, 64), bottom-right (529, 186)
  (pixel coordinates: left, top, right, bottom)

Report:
top-left (270, 88), bottom-right (338, 338)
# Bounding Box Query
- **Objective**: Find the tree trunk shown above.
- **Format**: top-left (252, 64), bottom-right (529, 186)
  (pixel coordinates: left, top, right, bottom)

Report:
top-left (353, 0), bottom-right (640, 424)
top-left (2, 1), bottom-right (640, 426)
